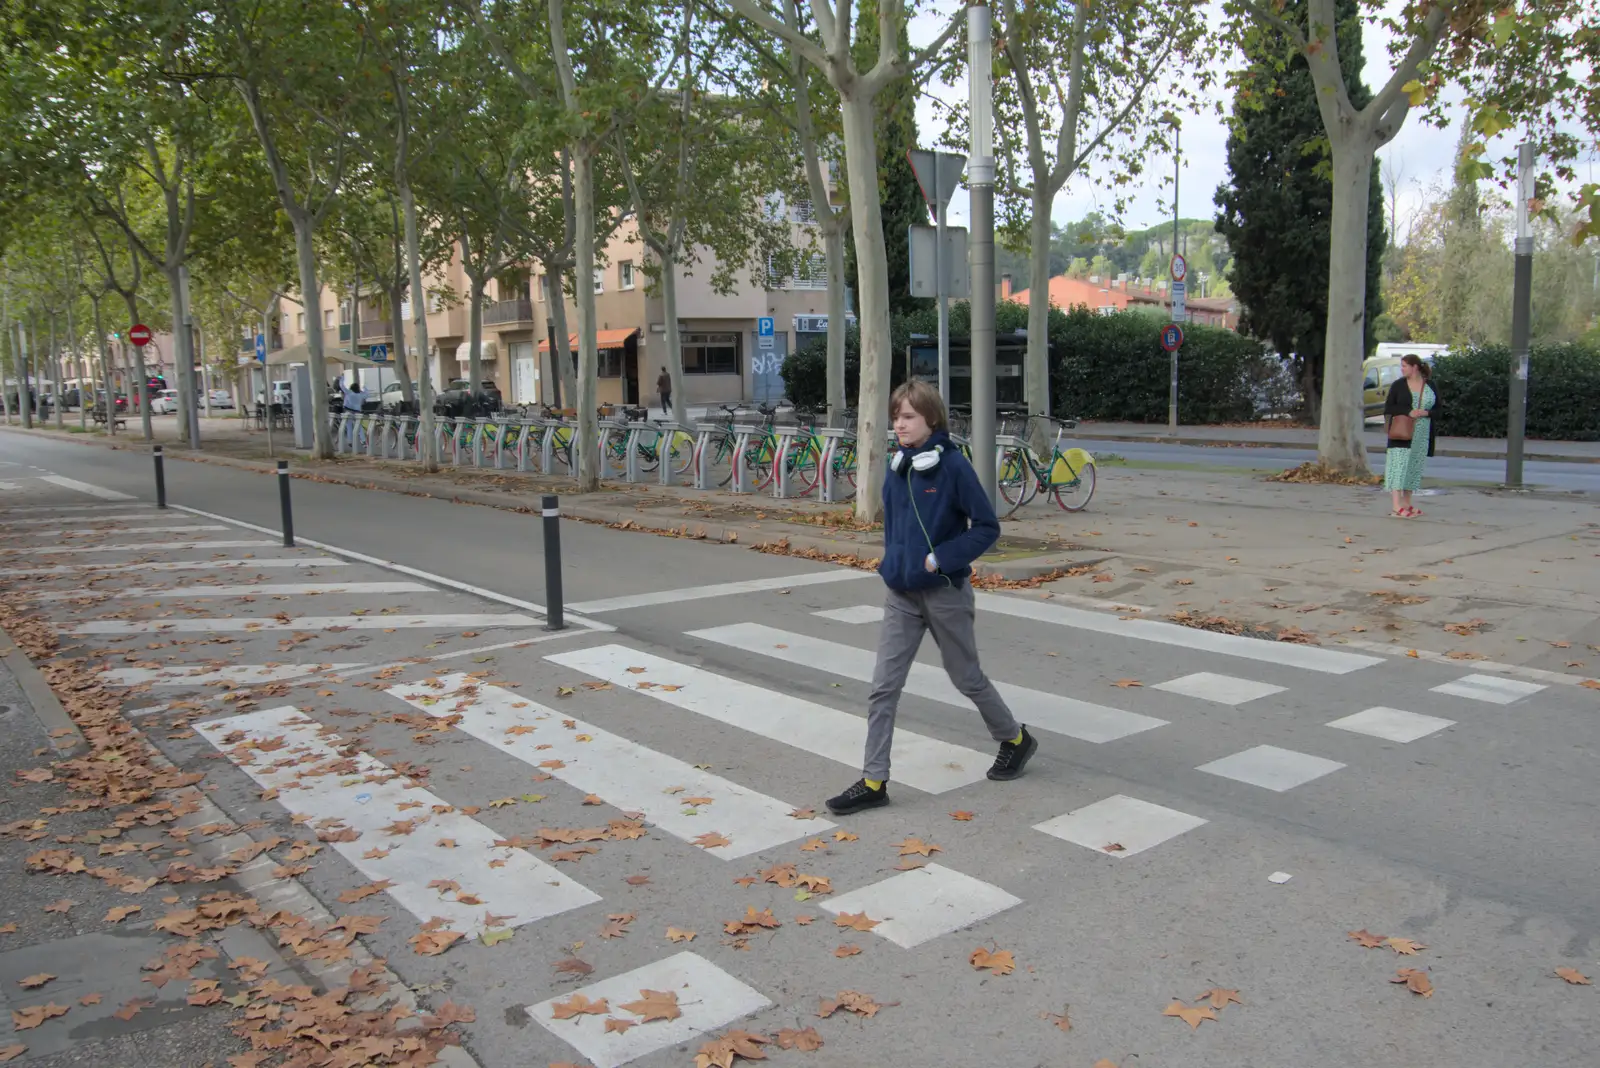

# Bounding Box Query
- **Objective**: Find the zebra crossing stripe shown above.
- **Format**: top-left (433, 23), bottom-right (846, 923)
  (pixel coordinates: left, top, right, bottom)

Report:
top-left (62, 613), bottom-right (541, 634)
top-left (36, 581), bottom-right (433, 601)
top-left (0, 539), bottom-right (276, 555)
top-left (0, 558), bottom-right (347, 577)
top-left (102, 664), bottom-right (364, 687)
top-left (18, 524), bottom-right (227, 539)
top-left (546, 645), bottom-right (988, 793)
top-left (37, 475), bottom-right (136, 500)
top-left (387, 673), bottom-right (831, 858)
top-left (195, 705), bottom-right (598, 935)
top-left (687, 622), bottom-right (1167, 744)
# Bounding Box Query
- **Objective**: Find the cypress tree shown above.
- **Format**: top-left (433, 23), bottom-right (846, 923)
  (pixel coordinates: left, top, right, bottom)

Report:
top-left (1214, 0), bottom-right (1386, 420)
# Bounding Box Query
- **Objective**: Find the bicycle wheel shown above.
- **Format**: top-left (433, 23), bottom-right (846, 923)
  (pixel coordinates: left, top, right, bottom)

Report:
top-left (997, 447), bottom-right (1037, 517)
top-left (668, 430), bottom-right (696, 476)
top-left (635, 430), bottom-right (661, 472)
top-left (789, 441), bottom-right (821, 495)
top-left (1050, 449), bottom-right (1097, 512)
top-left (749, 443), bottom-right (774, 488)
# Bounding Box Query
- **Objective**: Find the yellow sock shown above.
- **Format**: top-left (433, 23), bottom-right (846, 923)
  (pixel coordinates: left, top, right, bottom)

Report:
top-left (1009, 730), bottom-right (1024, 745)
top-left (864, 778), bottom-right (883, 791)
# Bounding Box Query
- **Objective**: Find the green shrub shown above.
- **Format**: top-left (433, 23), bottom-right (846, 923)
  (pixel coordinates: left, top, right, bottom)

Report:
top-left (1429, 342), bottom-right (1600, 441)
top-left (778, 302), bottom-right (1272, 424)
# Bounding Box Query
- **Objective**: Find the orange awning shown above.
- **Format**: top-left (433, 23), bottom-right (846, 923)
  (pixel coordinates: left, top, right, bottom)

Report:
top-left (537, 328), bottom-right (638, 354)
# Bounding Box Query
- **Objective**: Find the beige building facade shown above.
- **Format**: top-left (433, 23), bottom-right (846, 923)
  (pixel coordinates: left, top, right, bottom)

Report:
top-left (269, 201), bottom-right (848, 411)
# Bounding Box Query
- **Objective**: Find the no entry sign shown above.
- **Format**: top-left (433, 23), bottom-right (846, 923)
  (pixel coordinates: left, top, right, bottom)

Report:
top-left (129, 324), bottom-right (152, 347)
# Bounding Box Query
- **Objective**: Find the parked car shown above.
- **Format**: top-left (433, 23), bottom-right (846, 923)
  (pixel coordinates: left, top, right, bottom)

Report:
top-left (208, 389), bottom-right (235, 409)
top-left (149, 388), bottom-right (180, 414)
top-left (433, 378), bottom-right (502, 417)
top-left (378, 382), bottom-right (414, 413)
top-left (257, 380), bottom-right (291, 408)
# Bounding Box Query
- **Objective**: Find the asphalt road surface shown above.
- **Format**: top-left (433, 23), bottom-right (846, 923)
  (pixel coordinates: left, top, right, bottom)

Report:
top-left (2, 432), bottom-right (1596, 1068)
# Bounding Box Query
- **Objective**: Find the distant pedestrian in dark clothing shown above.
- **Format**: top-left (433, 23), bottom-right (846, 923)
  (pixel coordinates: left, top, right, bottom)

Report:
top-left (657, 367), bottom-right (671, 414)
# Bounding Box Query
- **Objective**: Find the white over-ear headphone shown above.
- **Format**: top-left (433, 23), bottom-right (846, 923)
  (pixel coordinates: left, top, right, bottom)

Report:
top-left (890, 444), bottom-right (944, 473)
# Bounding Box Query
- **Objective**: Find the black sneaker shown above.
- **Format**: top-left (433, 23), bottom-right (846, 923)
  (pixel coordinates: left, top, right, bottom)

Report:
top-left (826, 779), bottom-right (889, 815)
top-left (987, 726), bottom-right (1037, 781)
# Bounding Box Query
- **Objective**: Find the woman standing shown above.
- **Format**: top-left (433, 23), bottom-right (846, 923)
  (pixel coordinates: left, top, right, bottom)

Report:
top-left (1383, 354), bottom-right (1439, 517)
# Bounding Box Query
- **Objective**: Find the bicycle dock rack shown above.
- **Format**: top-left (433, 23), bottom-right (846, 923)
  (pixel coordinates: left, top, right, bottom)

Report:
top-left (333, 412), bottom-right (353, 455)
top-left (994, 434), bottom-right (1025, 482)
top-left (365, 414), bottom-right (382, 459)
top-left (691, 423), bottom-right (720, 490)
top-left (470, 417), bottom-right (490, 467)
top-left (622, 420), bottom-right (655, 483)
top-left (728, 423), bottom-right (762, 494)
top-left (650, 421), bottom-right (694, 487)
top-left (540, 420), bottom-right (570, 475)
top-left (396, 416), bottom-right (417, 461)
top-left (597, 418), bottom-right (629, 479)
top-left (816, 428), bottom-right (856, 503)
top-left (511, 420), bottom-right (537, 472)
top-left (771, 425), bottom-right (804, 499)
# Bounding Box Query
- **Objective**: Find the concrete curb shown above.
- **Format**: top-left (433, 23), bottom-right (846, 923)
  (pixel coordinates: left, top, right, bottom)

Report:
top-left (0, 625), bottom-right (85, 755)
top-left (26, 430), bottom-right (1099, 582)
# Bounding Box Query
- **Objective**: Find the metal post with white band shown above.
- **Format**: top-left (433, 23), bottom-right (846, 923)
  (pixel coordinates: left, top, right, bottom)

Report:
top-left (541, 494), bottom-right (564, 631)
top-left (277, 460), bottom-right (295, 547)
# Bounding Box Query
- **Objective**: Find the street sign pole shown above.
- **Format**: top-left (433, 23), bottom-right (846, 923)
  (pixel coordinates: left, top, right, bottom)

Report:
top-left (934, 153), bottom-right (950, 402)
top-left (908, 149), bottom-right (966, 406)
top-left (1168, 125), bottom-right (1183, 435)
top-left (967, 2), bottom-right (997, 508)
top-left (1506, 142), bottom-right (1534, 489)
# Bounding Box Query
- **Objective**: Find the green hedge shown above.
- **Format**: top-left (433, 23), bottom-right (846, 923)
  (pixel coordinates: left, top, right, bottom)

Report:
top-left (1429, 342), bottom-right (1600, 441)
top-left (780, 302), bottom-right (1273, 424)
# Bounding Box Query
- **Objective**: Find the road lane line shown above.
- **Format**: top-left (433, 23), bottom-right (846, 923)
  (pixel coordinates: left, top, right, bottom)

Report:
top-left (567, 569), bottom-right (872, 613)
top-left (547, 644), bottom-right (988, 793)
top-left (688, 622), bottom-right (1167, 744)
top-left (388, 673), bottom-right (830, 858)
top-left (195, 705), bottom-right (599, 935)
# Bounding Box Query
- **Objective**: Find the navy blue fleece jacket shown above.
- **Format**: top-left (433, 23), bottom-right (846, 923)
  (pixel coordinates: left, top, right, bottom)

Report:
top-left (877, 430), bottom-right (1000, 591)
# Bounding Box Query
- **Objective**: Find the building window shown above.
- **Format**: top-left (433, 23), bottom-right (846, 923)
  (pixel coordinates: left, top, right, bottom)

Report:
top-left (682, 332), bottom-right (740, 375)
top-left (427, 290), bottom-right (445, 313)
top-left (620, 261), bottom-right (635, 290)
top-left (598, 347), bottom-right (623, 378)
top-left (400, 299), bottom-right (412, 319)
top-left (323, 309), bottom-right (334, 328)
top-left (297, 312), bottom-right (307, 331)
top-left (793, 200), bottom-right (816, 223)
top-left (593, 268), bottom-right (604, 294)
top-left (535, 276), bottom-right (544, 302)
top-left (338, 303), bottom-right (350, 325)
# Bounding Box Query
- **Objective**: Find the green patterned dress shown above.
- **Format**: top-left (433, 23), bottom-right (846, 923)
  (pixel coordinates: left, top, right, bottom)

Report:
top-left (1384, 384), bottom-right (1435, 492)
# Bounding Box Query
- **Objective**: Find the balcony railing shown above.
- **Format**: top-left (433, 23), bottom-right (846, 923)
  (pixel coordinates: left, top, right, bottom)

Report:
top-left (484, 298), bottom-right (535, 326)
top-left (237, 334), bottom-right (284, 354)
top-left (358, 318), bottom-right (391, 340)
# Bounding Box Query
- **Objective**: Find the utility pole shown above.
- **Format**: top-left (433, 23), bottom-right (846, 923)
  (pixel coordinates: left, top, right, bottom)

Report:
top-left (1505, 142), bottom-right (1534, 488)
top-left (967, 1), bottom-right (997, 508)
top-left (935, 152), bottom-right (950, 402)
top-left (180, 265), bottom-right (201, 448)
top-left (1168, 124), bottom-right (1181, 434)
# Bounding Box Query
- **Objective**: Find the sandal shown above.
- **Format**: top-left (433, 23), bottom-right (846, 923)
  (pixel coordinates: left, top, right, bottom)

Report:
top-left (1388, 510), bottom-right (1410, 518)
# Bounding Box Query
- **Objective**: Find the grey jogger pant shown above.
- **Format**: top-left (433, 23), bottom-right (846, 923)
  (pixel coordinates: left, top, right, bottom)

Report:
top-left (862, 582), bottom-right (1019, 781)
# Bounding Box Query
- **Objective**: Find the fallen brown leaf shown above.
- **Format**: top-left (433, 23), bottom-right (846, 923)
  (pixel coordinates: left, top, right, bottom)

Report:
top-left (1113, 678), bottom-right (1142, 688)
top-left (834, 911), bottom-right (880, 933)
top-left (1162, 1000), bottom-right (1216, 1029)
top-left (1386, 937), bottom-right (1426, 956)
top-left (552, 957), bottom-right (593, 976)
top-left (816, 990), bottom-right (882, 1019)
top-left (0, 1046), bottom-right (24, 1063)
top-left (835, 944), bottom-right (862, 958)
top-left (1042, 1005), bottom-right (1071, 1031)
top-left (775, 1026), bottom-right (824, 1051)
top-left (17, 974), bottom-right (54, 989)
top-left (11, 1003), bottom-right (68, 1030)
top-left (694, 831), bottom-right (731, 850)
top-left (408, 929), bottom-right (463, 956)
top-left (1347, 928), bottom-right (1386, 948)
top-left (1555, 966), bottom-right (1591, 985)
top-left (618, 989), bottom-right (681, 1023)
top-left (104, 905), bottom-right (141, 923)
top-left (895, 837), bottom-right (941, 857)
top-left (550, 993), bottom-right (609, 1020)
top-left (1392, 967), bottom-right (1433, 997)
top-left (1198, 987), bottom-right (1243, 1010)
top-left (666, 927), bottom-right (696, 943)
top-left (695, 1029), bottom-right (770, 1068)
top-left (949, 811), bottom-right (974, 821)
top-left (969, 947), bottom-right (1015, 975)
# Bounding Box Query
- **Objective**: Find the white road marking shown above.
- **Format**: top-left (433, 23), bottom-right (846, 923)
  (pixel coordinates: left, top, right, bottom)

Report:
top-left (168, 503), bottom-right (613, 632)
top-left (1153, 671), bottom-right (1287, 706)
top-left (1326, 706), bottom-right (1455, 743)
top-left (1431, 673), bottom-right (1547, 705)
top-left (0, 481), bottom-right (23, 491)
top-left (687, 623), bottom-right (1166, 744)
top-left (0, 504), bottom-right (150, 515)
top-left (62, 613), bottom-right (541, 634)
top-left (813, 604), bottom-right (885, 624)
top-left (0, 558), bottom-right (347, 577)
top-left (195, 705), bottom-right (599, 935)
top-left (1034, 794), bottom-right (1209, 857)
top-left (547, 645), bottom-right (987, 794)
top-left (0, 539), bottom-right (275, 556)
top-left (34, 581), bottom-right (433, 601)
top-left (388, 673), bottom-right (829, 858)
top-left (1197, 745), bottom-right (1345, 792)
top-left (976, 592), bottom-right (1383, 675)
top-left (818, 863), bottom-right (1021, 949)
top-left (529, 951), bottom-right (770, 1068)
top-left (0, 513), bottom-right (174, 527)
top-left (102, 664), bottom-right (363, 687)
top-left (36, 475), bottom-right (136, 500)
top-left (566, 569), bottom-right (873, 614)
top-left (17, 524), bottom-right (227, 540)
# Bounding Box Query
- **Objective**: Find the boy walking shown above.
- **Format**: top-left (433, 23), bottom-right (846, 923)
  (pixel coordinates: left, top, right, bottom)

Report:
top-left (826, 381), bottom-right (1037, 816)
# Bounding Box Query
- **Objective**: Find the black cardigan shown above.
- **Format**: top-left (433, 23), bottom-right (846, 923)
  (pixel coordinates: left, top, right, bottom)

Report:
top-left (1384, 377), bottom-right (1439, 456)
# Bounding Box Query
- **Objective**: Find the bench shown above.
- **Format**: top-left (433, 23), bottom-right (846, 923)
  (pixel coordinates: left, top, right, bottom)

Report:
top-left (91, 408), bottom-right (127, 430)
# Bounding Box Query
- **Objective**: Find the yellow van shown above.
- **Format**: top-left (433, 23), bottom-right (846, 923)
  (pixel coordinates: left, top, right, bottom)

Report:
top-left (1363, 344), bottom-right (1447, 417)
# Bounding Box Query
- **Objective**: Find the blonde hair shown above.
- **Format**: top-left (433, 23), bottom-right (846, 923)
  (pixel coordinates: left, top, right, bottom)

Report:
top-left (888, 379), bottom-right (948, 432)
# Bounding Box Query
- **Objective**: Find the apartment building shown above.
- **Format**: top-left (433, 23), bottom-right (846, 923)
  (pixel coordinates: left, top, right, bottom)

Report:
top-left (269, 200), bottom-right (850, 410)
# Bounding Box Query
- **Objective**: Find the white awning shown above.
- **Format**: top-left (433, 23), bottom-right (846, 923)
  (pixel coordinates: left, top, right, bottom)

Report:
top-left (453, 340), bottom-right (500, 363)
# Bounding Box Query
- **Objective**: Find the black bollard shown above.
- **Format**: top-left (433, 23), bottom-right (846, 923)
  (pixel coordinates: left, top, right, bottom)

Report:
top-left (277, 460), bottom-right (295, 547)
top-left (542, 494), bottom-right (564, 631)
top-left (153, 445), bottom-right (167, 509)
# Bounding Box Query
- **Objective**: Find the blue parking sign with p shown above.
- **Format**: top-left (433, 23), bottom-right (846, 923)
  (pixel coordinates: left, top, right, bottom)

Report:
top-left (757, 317), bottom-right (774, 338)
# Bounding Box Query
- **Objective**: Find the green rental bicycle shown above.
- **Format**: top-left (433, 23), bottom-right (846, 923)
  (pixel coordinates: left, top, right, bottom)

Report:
top-left (996, 415), bottom-right (1097, 516)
